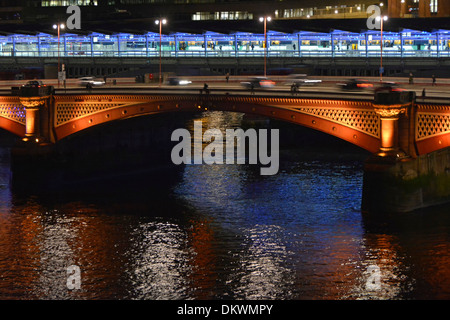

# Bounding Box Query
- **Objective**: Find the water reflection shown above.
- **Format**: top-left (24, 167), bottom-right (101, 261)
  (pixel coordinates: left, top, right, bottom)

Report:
top-left (232, 225), bottom-right (296, 300)
top-left (344, 233), bottom-right (412, 300)
top-left (0, 111), bottom-right (449, 300)
top-left (128, 221), bottom-right (193, 300)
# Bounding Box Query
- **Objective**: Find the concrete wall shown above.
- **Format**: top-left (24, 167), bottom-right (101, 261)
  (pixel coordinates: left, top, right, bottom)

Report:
top-left (362, 147), bottom-right (450, 214)
top-left (2, 56), bottom-right (449, 79)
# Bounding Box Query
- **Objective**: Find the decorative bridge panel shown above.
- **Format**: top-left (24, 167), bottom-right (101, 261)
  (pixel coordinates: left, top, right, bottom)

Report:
top-left (202, 96), bottom-right (380, 139)
top-left (294, 107), bottom-right (380, 138)
top-left (0, 97), bottom-right (25, 124)
top-left (416, 104), bottom-right (450, 141)
top-left (54, 95), bottom-right (153, 126)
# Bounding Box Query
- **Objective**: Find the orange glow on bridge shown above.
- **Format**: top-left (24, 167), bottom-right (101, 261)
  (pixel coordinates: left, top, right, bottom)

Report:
top-left (0, 93), bottom-right (449, 157)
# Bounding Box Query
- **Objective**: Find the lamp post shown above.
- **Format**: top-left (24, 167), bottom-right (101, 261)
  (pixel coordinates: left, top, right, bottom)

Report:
top-left (259, 16), bottom-right (271, 77)
top-left (155, 18), bottom-right (167, 87)
top-left (376, 15), bottom-right (388, 82)
top-left (53, 23), bottom-right (65, 88)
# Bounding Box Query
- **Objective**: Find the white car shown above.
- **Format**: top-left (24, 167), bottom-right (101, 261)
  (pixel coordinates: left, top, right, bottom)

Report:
top-left (78, 77), bottom-right (105, 87)
top-left (168, 77), bottom-right (192, 85)
top-left (285, 74), bottom-right (322, 86)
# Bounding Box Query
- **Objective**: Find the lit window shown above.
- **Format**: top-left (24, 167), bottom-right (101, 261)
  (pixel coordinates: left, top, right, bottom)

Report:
top-left (191, 10), bottom-right (253, 21)
top-left (41, 0), bottom-right (98, 6)
top-left (430, 0), bottom-right (438, 14)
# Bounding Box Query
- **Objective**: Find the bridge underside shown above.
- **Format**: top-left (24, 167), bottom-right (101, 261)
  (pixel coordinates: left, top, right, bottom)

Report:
top-left (0, 117), bottom-right (25, 138)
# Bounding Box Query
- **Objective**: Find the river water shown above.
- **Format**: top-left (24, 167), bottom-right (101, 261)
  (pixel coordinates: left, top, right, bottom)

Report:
top-left (0, 111), bottom-right (449, 300)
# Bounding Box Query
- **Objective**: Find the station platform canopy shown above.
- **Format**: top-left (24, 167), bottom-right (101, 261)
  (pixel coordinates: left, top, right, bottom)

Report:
top-left (1, 27), bottom-right (449, 60)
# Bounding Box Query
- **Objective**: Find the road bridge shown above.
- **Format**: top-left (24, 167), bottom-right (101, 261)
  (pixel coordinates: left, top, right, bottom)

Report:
top-left (0, 87), bottom-right (449, 214)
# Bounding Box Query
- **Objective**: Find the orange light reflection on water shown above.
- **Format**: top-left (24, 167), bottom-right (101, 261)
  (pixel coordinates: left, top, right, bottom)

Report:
top-left (187, 218), bottom-right (217, 299)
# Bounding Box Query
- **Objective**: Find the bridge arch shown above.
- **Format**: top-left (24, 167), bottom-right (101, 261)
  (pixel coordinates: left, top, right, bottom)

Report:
top-left (2, 93), bottom-right (450, 157)
top-left (53, 94), bottom-right (382, 154)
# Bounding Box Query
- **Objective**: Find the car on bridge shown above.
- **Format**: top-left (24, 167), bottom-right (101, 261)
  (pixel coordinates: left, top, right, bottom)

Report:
top-left (284, 74), bottom-right (322, 86)
top-left (22, 80), bottom-right (46, 88)
top-left (167, 77), bottom-right (192, 85)
top-left (241, 77), bottom-right (276, 90)
top-left (78, 77), bottom-right (106, 87)
top-left (17, 80), bottom-right (54, 96)
top-left (337, 79), bottom-right (374, 91)
top-left (374, 82), bottom-right (406, 93)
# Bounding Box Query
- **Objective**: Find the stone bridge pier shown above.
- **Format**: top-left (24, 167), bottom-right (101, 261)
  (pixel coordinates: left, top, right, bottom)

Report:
top-left (362, 91), bottom-right (450, 215)
top-left (11, 93), bottom-right (56, 189)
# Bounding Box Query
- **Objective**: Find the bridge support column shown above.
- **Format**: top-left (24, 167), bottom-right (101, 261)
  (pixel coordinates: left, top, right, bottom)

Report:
top-left (373, 102), bottom-right (409, 158)
top-left (11, 94), bottom-right (55, 191)
top-left (362, 91), bottom-right (450, 215)
top-left (362, 147), bottom-right (450, 215)
top-left (20, 96), bottom-right (44, 142)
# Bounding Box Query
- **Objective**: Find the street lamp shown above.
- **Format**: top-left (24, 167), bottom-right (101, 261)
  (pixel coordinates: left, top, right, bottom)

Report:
top-left (155, 18), bottom-right (167, 86)
top-left (259, 16), bottom-right (271, 77)
top-left (53, 23), bottom-right (65, 88)
top-left (376, 15), bottom-right (388, 82)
